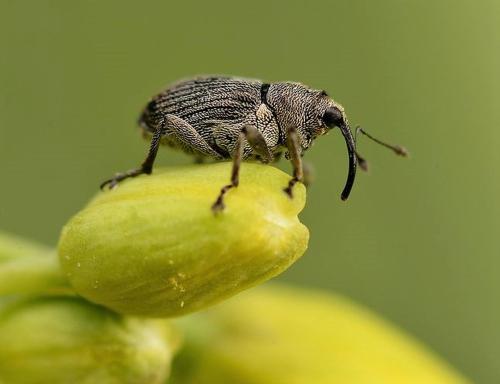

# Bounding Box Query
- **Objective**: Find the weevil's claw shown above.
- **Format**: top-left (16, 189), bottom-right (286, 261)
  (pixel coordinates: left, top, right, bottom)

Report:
top-left (100, 174), bottom-right (124, 190)
top-left (100, 168), bottom-right (146, 191)
top-left (211, 199), bottom-right (225, 215)
top-left (283, 186), bottom-right (294, 199)
top-left (283, 177), bottom-right (300, 198)
top-left (212, 184), bottom-right (236, 215)
top-left (108, 179), bottom-right (120, 189)
top-left (99, 179), bottom-right (115, 190)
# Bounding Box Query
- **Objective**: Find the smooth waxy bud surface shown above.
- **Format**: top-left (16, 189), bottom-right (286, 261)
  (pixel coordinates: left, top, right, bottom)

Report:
top-left (59, 163), bottom-right (309, 317)
top-left (0, 231), bottom-right (71, 296)
top-left (0, 297), bottom-right (173, 384)
top-left (170, 285), bottom-right (470, 384)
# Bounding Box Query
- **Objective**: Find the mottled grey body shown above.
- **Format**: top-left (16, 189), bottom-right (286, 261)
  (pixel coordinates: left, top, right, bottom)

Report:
top-left (139, 76), bottom-right (338, 161)
top-left (102, 75), bottom-right (360, 212)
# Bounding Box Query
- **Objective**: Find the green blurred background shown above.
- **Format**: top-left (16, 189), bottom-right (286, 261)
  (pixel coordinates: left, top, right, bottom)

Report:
top-left (0, 1), bottom-right (498, 382)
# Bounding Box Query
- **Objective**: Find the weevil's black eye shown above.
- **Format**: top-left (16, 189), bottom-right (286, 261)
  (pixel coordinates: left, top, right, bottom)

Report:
top-left (322, 107), bottom-right (344, 128)
top-left (322, 107), bottom-right (343, 128)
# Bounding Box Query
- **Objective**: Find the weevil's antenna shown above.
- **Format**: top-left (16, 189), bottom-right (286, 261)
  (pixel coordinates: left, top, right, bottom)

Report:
top-left (354, 126), bottom-right (408, 172)
top-left (339, 123), bottom-right (357, 201)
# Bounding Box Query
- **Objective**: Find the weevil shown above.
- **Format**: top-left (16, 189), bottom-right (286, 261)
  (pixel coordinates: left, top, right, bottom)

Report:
top-left (101, 76), bottom-right (407, 212)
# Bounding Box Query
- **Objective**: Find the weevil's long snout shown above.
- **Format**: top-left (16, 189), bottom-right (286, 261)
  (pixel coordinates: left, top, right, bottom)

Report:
top-left (339, 122), bottom-right (357, 200)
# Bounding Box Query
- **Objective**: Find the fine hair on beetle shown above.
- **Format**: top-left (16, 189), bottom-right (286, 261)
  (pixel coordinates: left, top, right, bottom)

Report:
top-left (101, 76), bottom-right (407, 212)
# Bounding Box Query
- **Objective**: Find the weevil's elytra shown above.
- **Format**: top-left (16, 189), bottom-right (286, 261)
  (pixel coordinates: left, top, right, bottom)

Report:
top-left (101, 75), bottom-right (405, 212)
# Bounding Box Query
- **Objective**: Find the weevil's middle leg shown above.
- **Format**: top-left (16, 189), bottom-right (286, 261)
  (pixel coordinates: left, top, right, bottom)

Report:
top-left (211, 129), bottom-right (245, 213)
top-left (100, 127), bottom-right (163, 190)
top-left (283, 125), bottom-right (303, 198)
top-left (212, 125), bottom-right (272, 213)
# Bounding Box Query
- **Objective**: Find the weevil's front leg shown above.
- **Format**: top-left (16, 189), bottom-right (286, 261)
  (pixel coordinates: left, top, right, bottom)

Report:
top-left (212, 125), bottom-right (273, 213)
top-left (283, 125), bottom-right (303, 198)
top-left (100, 127), bottom-right (163, 190)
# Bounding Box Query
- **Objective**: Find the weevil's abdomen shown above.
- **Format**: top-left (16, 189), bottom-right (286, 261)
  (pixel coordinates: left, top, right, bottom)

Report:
top-left (139, 76), bottom-right (262, 139)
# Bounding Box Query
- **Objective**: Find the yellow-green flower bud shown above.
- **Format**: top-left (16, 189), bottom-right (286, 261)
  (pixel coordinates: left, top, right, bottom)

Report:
top-left (170, 284), bottom-right (470, 384)
top-left (0, 231), bottom-right (51, 262)
top-left (0, 232), bottom-right (72, 296)
top-left (0, 296), bottom-right (173, 384)
top-left (58, 163), bottom-right (308, 317)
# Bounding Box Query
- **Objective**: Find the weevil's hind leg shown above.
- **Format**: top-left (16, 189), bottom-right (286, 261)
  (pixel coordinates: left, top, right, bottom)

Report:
top-left (211, 130), bottom-right (245, 214)
top-left (100, 127), bottom-right (163, 190)
top-left (165, 114), bottom-right (222, 158)
top-left (283, 126), bottom-right (304, 198)
top-left (101, 114), bottom-right (221, 190)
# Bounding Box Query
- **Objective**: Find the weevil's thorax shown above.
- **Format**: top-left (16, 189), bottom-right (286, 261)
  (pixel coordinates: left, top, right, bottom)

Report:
top-left (267, 82), bottom-right (341, 150)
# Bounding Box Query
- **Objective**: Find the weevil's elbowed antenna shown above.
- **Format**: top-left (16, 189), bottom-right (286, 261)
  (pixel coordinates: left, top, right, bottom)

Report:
top-left (339, 122), bottom-right (357, 201)
top-left (354, 126), bottom-right (408, 172)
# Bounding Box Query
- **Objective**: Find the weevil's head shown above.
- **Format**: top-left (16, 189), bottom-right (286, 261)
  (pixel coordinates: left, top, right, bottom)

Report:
top-left (319, 97), bottom-right (358, 200)
top-left (267, 82), bottom-right (357, 200)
